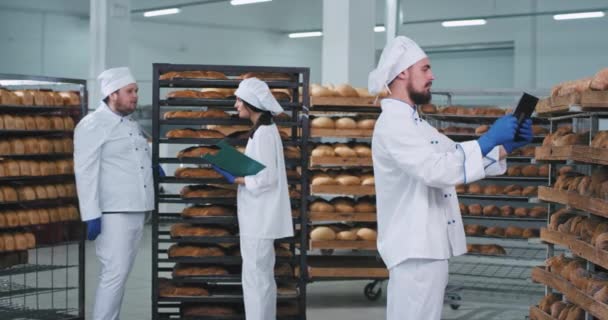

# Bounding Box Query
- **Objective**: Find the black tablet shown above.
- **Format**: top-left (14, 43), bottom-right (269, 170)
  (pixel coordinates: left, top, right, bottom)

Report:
top-left (513, 93), bottom-right (539, 141)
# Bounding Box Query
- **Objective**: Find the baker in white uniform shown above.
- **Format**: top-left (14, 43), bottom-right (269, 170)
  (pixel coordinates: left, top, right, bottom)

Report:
top-left (368, 36), bottom-right (534, 319)
top-left (74, 67), bottom-right (153, 320)
top-left (212, 77), bottom-right (294, 320)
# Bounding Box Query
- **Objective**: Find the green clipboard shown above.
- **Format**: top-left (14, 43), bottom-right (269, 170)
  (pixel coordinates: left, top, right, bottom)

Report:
top-left (202, 140), bottom-right (265, 177)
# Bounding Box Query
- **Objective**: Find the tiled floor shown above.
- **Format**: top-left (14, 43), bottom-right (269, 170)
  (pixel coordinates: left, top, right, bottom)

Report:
top-left (82, 225), bottom-right (533, 319)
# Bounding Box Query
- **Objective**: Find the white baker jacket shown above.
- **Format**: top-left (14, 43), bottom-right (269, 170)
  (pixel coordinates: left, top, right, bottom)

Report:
top-left (74, 102), bottom-right (154, 221)
top-left (238, 124), bottom-right (294, 239)
top-left (372, 98), bottom-right (506, 269)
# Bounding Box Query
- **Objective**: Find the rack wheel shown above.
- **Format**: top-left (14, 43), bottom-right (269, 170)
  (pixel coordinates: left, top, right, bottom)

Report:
top-left (364, 281), bottom-right (382, 301)
top-left (450, 304), bottom-right (460, 310)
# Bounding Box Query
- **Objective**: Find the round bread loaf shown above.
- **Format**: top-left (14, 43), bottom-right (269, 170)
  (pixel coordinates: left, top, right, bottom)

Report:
top-left (467, 204), bottom-right (482, 216)
top-left (357, 119), bottom-right (376, 130)
top-left (334, 144), bottom-right (357, 157)
top-left (310, 226), bottom-right (336, 241)
top-left (311, 145), bottom-right (335, 157)
top-left (356, 228), bottom-right (377, 241)
top-left (353, 144), bottom-right (371, 157)
top-left (335, 117), bottom-right (357, 129)
top-left (335, 174), bottom-right (361, 186)
top-left (331, 198), bottom-right (355, 213)
top-left (309, 200), bottom-right (334, 212)
top-left (311, 117), bottom-right (335, 129)
top-left (334, 84), bottom-right (359, 97)
top-left (336, 230), bottom-right (358, 241)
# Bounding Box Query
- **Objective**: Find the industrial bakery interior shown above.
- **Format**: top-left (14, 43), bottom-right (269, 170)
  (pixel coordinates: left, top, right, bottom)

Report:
top-left (1, 0), bottom-right (608, 319)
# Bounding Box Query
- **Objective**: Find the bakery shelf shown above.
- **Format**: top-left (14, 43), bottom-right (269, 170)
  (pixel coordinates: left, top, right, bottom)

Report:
top-left (159, 79), bottom-right (301, 89)
top-left (308, 211), bottom-right (376, 222)
top-left (310, 128), bottom-right (373, 139)
top-left (161, 98), bottom-right (301, 109)
top-left (0, 304), bottom-right (79, 320)
top-left (535, 145), bottom-right (608, 166)
top-left (0, 131), bottom-right (73, 138)
top-left (482, 175), bottom-right (548, 181)
top-left (158, 256), bottom-right (295, 266)
top-left (0, 105), bottom-right (81, 113)
top-left (160, 177), bottom-right (301, 186)
top-left (310, 185), bottom-right (375, 196)
top-left (309, 240), bottom-right (377, 250)
top-left (0, 197), bottom-right (78, 208)
top-left (456, 193), bottom-right (533, 202)
top-left (159, 119), bottom-right (299, 127)
top-left (0, 174), bottom-right (75, 183)
top-left (169, 274), bottom-right (297, 284)
top-left (159, 234), bottom-right (297, 246)
top-left (156, 313), bottom-right (300, 320)
top-left (309, 156), bottom-right (372, 167)
top-left (158, 214), bottom-right (237, 225)
top-left (465, 234), bottom-right (537, 241)
top-left (461, 215), bottom-right (546, 222)
top-left (159, 138), bottom-right (303, 147)
top-left (0, 153), bottom-right (74, 160)
top-left (0, 263), bottom-right (78, 277)
top-left (541, 228), bottom-right (608, 270)
top-left (529, 306), bottom-right (556, 320)
top-left (310, 97), bottom-right (380, 109)
top-left (158, 194), bottom-right (236, 205)
top-left (531, 267), bottom-right (608, 319)
top-left (303, 256), bottom-right (387, 280)
top-left (159, 157), bottom-right (302, 167)
top-left (538, 187), bottom-right (608, 219)
top-left (446, 133), bottom-right (545, 142)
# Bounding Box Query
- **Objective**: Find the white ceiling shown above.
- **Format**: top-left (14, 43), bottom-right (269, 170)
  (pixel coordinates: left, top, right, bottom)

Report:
top-left (1, 0), bottom-right (606, 33)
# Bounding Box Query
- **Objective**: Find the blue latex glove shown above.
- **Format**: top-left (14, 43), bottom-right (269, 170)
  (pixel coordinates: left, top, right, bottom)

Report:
top-left (157, 165), bottom-right (166, 177)
top-left (212, 165), bottom-right (236, 184)
top-left (86, 218), bottom-right (101, 241)
top-left (477, 115), bottom-right (518, 156)
top-left (503, 118), bottom-right (534, 154)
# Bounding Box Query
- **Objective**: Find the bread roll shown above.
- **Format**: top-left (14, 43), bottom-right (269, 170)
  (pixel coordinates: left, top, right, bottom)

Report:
top-left (37, 209), bottom-right (49, 224)
top-left (503, 185), bottom-right (522, 196)
top-left (3, 234), bottom-right (15, 251)
top-left (336, 230), bottom-right (358, 241)
top-left (357, 119), bottom-right (376, 130)
top-left (335, 174), bottom-right (361, 186)
top-left (539, 293), bottom-right (561, 314)
top-left (311, 117), bottom-right (335, 129)
top-left (174, 167), bottom-right (221, 179)
top-left (333, 84), bottom-right (359, 97)
top-left (58, 91), bottom-right (80, 106)
top-left (335, 117), bottom-right (357, 130)
top-left (13, 116), bottom-right (25, 130)
top-left (420, 104), bottom-right (437, 114)
top-left (356, 228), bottom-right (377, 241)
top-left (0, 141), bottom-right (9, 155)
top-left (475, 125), bottom-right (489, 135)
top-left (467, 204), bottom-right (482, 216)
top-left (311, 145), bottom-right (335, 157)
top-left (465, 224), bottom-right (485, 236)
top-left (62, 117), bottom-right (75, 130)
top-left (334, 144), bottom-right (357, 157)
top-left (521, 165), bottom-right (539, 177)
top-left (13, 90), bottom-right (34, 105)
top-left (49, 116), bottom-right (64, 130)
top-left (17, 210), bottom-right (29, 226)
top-left (5, 211), bottom-right (19, 227)
top-left (522, 228), bottom-right (539, 238)
top-left (1, 187), bottom-right (18, 202)
top-left (513, 207), bottom-right (528, 217)
top-left (507, 166), bottom-right (522, 176)
top-left (312, 175), bottom-right (337, 186)
top-left (522, 186), bottom-right (538, 197)
top-left (484, 226), bottom-right (505, 237)
top-left (309, 200), bottom-right (334, 212)
top-left (505, 226), bottom-right (524, 238)
top-left (310, 226), bottom-right (336, 240)
top-left (10, 139), bottom-right (25, 155)
top-left (355, 200), bottom-right (376, 213)
top-left (467, 184), bottom-right (483, 194)
top-left (456, 184), bottom-right (466, 193)
top-left (483, 185), bottom-right (503, 195)
top-left (166, 128), bottom-right (224, 139)
top-left (331, 197), bottom-right (355, 213)
top-left (34, 116), bottom-right (50, 130)
top-left (360, 174), bottom-right (374, 186)
top-left (528, 207), bottom-right (547, 218)
top-left (459, 203), bottom-right (468, 215)
top-left (65, 184), bottom-right (76, 197)
top-left (161, 70), bottom-right (227, 80)
top-left (353, 144), bottom-right (372, 157)
top-left (482, 205), bottom-right (499, 216)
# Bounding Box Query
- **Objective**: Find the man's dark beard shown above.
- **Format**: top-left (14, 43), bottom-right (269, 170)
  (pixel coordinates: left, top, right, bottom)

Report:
top-left (407, 83), bottom-right (432, 105)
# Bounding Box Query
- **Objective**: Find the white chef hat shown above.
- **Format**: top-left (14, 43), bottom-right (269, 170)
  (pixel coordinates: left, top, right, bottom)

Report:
top-left (235, 77), bottom-right (284, 115)
top-left (97, 67), bottom-right (136, 99)
top-left (368, 36), bottom-right (427, 95)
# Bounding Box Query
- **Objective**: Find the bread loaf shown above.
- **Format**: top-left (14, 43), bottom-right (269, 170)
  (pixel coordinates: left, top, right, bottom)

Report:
top-left (17, 210), bottom-right (29, 226)
top-left (539, 293), bottom-right (561, 314)
top-left (168, 244), bottom-right (225, 257)
top-left (353, 144), bottom-right (372, 157)
top-left (467, 184), bottom-right (483, 194)
top-left (483, 185), bottom-right (502, 195)
top-left (170, 224), bottom-right (231, 238)
top-left (309, 200), bottom-right (334, 212)
top-left (333, 144), bottom-right (357, 157)
top-left (484, 226), bottom-right (505, 237)
top-left (590, 68), bottom-right (608, 91)
top-left (166, 128), bottom-right (224, 139)
top-left (311, 117), bottom-right (335, 129)
top-left (180, 185), bottom-right (236, 198)
top-left (161, 70), bottom-right (227, 80)
top-left (482, 205), bottom-right (499, 216)
top-left (521, 165), bottom-right (539, 177)
top-left (528, 207), bottom-right (547, 218)
top-left (158, 278), bottom-right (209, 297)
top-left (330, 197), bottom-right (355, 213)
top-left (335, 117), bottom-right (357, 129)
top-left (467, 204), bottom-right (482, 216)
top-left (500, 205), bottom-right (513, 217)
top-left (505, 226), bottom-right (524, 238)
top-left (174, 167), bottom-right (221, 179)
top-left (177, 146), bottom-right (219, 158)
top-left (311, 145), bottom-right (335, 157)
top-left (357, 119), bottom-right (376, 130)
top-left (355, 199), bottom-right (375, 213)
top-left (478, 244), bottom-right (506, 255)
top-left (420, 104), bottom-right (437, 114)
top-left (335, 174), bottom-right (361, 186)
top-left (522, 186), bottom-right (538, 197)
top-left (465, 224), bottom-right (485, 236)
top-left (312, 174), bottom-right (337, 186)
top-left (459, 203), bottom-right (468, 215)
top-left (356, 228), bottom-right (377, 241)
top-left (310, 226), bottom-right (336, 240)
top-left (336, 230), bottom-right (358, 241)
top-left (37, 209), bottom-right (50, 224)
top-left (507, 166), bottom-right (522, 176)
top-left (34, 116), bottom-right (50, 130)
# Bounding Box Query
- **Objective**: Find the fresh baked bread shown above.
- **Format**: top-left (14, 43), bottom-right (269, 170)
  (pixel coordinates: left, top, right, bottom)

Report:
top-left (335, 117), bottom-right (357, 130)
top-left (177, 146), bottom-right (219, 158)
top-left (168, 244), bottom-right (225, 257)
top-left (180, 185), bottom-right (236, 198)
top-left (170, 224), bottom-right (231, 238)
top-left (310, 226), bottom-right (336, 241)
top-left (309, 200), bottom-right (334, 212)
top-left (174, 167), bottom-right (221, 179)
top-left (311, 117), bottom-right (335, 129)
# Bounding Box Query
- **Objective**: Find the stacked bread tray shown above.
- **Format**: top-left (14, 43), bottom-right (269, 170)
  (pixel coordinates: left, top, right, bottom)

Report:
top-left (151, 64), bottom-right (309, 320)
top-left (531, 100), bottom-right (608, 319)
top-left (0, 73), bottom-right (86, 319)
